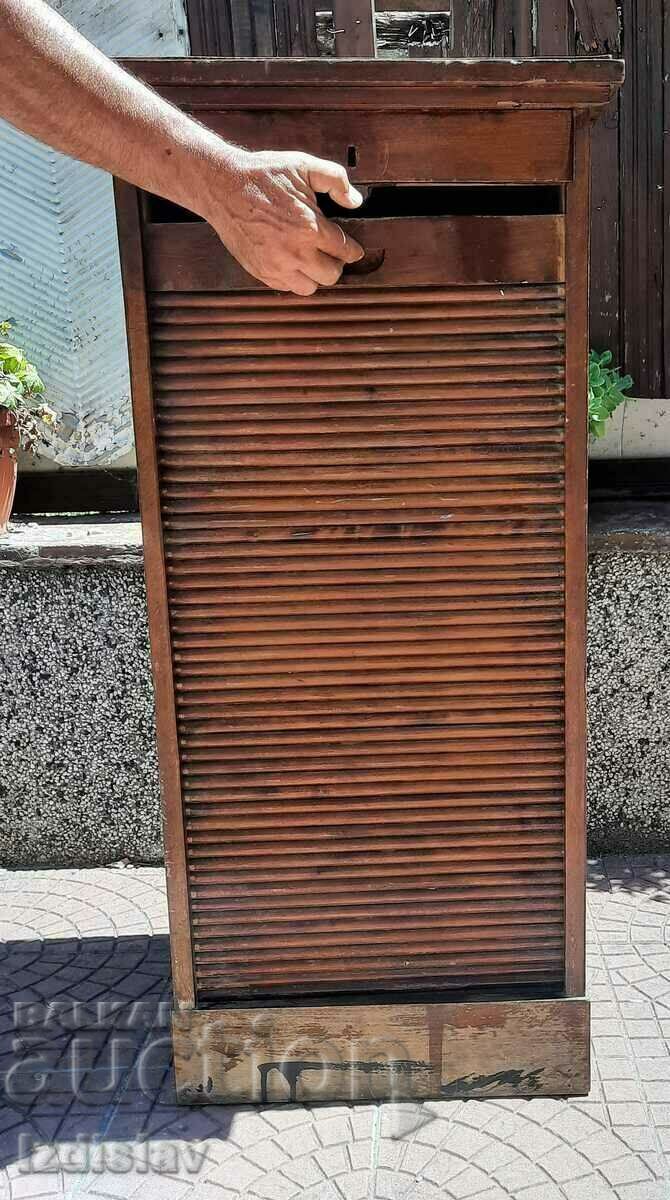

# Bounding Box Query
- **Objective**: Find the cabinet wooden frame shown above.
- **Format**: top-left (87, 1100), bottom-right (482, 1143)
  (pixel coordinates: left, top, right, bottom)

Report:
top-left (115, 56), bottom-right (623, 1103)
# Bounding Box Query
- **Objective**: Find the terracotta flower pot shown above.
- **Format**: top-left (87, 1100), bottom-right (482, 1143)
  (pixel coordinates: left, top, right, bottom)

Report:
top-left (0, 409), bottom-right (19, 533)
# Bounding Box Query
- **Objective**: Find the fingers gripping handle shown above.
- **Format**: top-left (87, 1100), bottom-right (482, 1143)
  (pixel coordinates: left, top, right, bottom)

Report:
top-left (341, 247), bottom-right (386, 277)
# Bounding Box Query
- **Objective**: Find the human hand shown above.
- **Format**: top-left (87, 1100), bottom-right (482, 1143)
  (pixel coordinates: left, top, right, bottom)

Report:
top-left (202, 148), bottom-right (365, 295)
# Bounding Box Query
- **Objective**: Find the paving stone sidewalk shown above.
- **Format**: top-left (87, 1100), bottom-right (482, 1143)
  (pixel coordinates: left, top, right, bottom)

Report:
top-left (0, 858), bottom-right (669, 1200)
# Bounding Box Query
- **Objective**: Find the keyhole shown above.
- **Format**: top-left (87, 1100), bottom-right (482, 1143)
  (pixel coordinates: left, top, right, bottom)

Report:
top-left (347, 145), bottom-right (358, 168)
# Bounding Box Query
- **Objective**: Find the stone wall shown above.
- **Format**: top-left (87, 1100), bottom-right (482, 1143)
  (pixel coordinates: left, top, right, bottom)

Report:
top-left (1, 507), bottom-right (668, 866)
top-left (586, 505), bottom-right (670, 853)
top-left (0, 521), bottom-right (161, 867)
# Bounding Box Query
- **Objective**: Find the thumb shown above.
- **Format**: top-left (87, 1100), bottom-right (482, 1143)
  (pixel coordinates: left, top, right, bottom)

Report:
top-left (304, 156), bottom-right (364, 209)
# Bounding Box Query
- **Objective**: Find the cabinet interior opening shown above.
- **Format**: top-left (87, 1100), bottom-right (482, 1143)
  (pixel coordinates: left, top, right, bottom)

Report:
top-left (144, 184), bottom-right (564, 224)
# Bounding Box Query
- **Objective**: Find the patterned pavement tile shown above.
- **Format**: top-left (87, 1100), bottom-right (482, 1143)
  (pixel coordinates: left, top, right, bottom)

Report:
top-left (0, 859), bottom-right (668, 1198)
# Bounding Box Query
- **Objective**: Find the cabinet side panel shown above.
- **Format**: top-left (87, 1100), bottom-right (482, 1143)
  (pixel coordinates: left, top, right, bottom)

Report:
top-left (114, 179), bottom-right (196, 1009)
top-left (563, 117), bottom-right (590, 997)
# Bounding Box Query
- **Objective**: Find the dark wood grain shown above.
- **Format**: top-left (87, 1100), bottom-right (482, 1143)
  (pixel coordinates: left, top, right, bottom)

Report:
top-left (450, 0), bottom-right (493, 54)
top-left (571, 0), bottom-right (620, 52)
top-left (492, 0), bottom-right (531, 55)
top-left (187, 0), bottom-right (278, 54)
top-left (620, 0), bottom-right (664, 396)
top-left (274, 0), bottom-right (319, 54)
top-left (535, 0), bottom-right (573, 54)
top-left (665, 0), bottom-right (670, 391)
top-left (571, 0), bottom-right (622, 374)
top-left (186, 0), bottom-right (234, 54)
top-left (588, 89), bottom-right (620, 357)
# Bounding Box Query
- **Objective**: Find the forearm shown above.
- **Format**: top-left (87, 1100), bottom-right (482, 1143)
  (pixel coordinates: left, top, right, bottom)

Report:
top-left (0, 0), bottom-right (363, 294)
top-left (0, 0), bottom-right (231, 217)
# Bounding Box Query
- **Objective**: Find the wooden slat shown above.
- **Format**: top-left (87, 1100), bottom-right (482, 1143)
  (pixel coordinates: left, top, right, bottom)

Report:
top-left (620, 0), bottom-right (664, 396)
top-left (450, 0), bottom-right (493, 54)
top-left (273, 0), bottom-right (319, 54)
top-left (176, 681), bottom-right (564, 716)
top-left (493, 0), bottom-right (512, 54)
top-left (186, 0), bottom-right (234, 54)
top-left (665, 0), bottom-right (670, 392)
top-left (189, 0), bottom-right (278, 55)
top-left (494, 0), bottom-right (532, 55)
top-left (333, 0), bottom-right (376, 54)
top-left (144, 215), bottom-right (566, 294)
top-left (579, 0), bottom-right (620, 363)
top-left (571, 0), bottom-right (620, 51)
top-left (185, 795), bottom-right (565, 819)
top-left (151, 284), bottom-right (565, 308)
top-left (178, 690), bottom-right (565, 729)
top-left (536, 0), bottom-right (573, 54)
top-left (588, 93), bottom-right (621, 358)
top-left (155, 338), bottom-right (565, 363)
top-left (189, 866), bottom-right (566, 902)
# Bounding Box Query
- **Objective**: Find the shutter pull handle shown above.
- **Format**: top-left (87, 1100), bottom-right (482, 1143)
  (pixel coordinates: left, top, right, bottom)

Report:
top-left (341, 248), bottom-right (386, 278)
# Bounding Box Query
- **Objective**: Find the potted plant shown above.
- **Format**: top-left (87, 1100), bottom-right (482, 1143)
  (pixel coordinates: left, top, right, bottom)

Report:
top-left (0, 321), bottom-right (57, 532)
top-left (588, 349), bottom-right (634, 440)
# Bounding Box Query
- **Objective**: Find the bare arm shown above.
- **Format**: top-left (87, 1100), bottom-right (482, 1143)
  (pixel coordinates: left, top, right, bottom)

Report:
top-left (0, 0), bottom-right (364, 295)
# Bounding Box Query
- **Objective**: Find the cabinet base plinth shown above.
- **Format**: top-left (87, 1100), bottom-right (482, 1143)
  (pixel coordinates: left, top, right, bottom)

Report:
top-left (173, 997), bottom-right (590, 1105)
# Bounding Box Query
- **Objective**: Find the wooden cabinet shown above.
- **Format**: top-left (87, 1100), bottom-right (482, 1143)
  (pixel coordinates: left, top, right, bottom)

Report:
top-left (115, 57), bottom-right (623, 1104)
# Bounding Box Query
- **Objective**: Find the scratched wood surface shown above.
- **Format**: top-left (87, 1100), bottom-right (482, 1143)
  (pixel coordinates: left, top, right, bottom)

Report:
top-left (173, 997), bottom-right (590, 1103)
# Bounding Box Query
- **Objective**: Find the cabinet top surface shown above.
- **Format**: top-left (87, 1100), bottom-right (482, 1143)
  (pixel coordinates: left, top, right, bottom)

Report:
top-left (120, 56), bottom-right (624, 111)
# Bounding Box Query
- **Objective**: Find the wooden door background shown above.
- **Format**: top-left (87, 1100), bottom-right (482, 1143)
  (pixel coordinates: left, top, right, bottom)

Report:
top-left (185, 0), bottom-right (669, 402)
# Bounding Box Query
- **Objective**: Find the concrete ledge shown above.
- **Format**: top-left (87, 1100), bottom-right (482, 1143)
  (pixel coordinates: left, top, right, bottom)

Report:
top-left (587, 502), bottom-right (670, 853)
top-left (0, 519), bottom-right (160, 867)
top-left (588, 500), bottom-right (670, 551)
top-left (1, 505), bottom-right (669, 866)
top-left (0, 515), bottom-right (143, 566)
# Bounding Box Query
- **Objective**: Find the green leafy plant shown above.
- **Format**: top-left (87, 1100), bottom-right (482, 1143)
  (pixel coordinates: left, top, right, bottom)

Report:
top-left (0, 320), bottom-right (57, 452)
top-left (588, 349), bottom-right (634, 439)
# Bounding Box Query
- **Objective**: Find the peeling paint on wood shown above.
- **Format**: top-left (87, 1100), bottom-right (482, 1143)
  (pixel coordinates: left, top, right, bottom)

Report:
top-left (441, 1066), bottom-right (545, 1097)
top-left (316, 9), bottom-right (449, 55)
top-left (570, 0), bottom-right (620, 52)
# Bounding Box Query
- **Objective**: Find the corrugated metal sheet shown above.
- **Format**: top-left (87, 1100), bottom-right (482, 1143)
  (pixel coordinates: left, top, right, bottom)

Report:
top-left (0, 0), bottom-right (188, 465)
